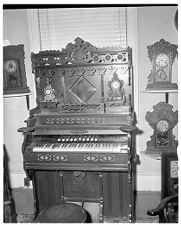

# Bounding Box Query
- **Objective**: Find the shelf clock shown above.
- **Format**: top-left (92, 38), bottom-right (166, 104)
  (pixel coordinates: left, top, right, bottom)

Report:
top-left (145, 102), bottom-right (178, 153)
top-left (146, 39), bottom-right (178, 90)
top-left (3, 44), bottom-right (30, 95)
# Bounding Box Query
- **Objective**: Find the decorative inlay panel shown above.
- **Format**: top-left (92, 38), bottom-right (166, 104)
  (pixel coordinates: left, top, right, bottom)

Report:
top-left (84, 155), bottom-right (116, 162)
top-left (57, 103), bottom-right (103, 113)
top-left (37, 154), bottom-right (68, 162)
top-left (36, 153), bottom-right (118, 163)
top-left (69, 76), bottom-right (96, 103)
top-left (37, 114), bottom-right (131, 126)
top-left (84, 155), bottom-right (99, 162)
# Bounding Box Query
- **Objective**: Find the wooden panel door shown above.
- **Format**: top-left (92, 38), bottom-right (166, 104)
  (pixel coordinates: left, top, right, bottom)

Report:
top-left (33, 171), bottom-right (63, 213)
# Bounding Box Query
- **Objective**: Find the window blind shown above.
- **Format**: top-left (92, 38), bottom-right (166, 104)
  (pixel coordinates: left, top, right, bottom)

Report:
top-left (38, 7), bottom-right (127, 50)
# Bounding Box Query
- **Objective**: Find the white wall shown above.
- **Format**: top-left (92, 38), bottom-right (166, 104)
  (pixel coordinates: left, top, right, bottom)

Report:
top-left (3, 9), bottom-right (36, 187)
top-left (136, 6), bottom-right (178, 191)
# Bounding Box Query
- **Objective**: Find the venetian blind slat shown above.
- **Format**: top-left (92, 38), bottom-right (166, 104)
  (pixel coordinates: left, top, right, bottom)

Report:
top-left (38, 7), bottom-right (127, 50)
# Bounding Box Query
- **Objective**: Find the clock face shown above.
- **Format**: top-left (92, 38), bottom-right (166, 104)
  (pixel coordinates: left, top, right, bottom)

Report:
top-left (111, 81), bottom-right (120, 89)
top-left (44, 86), bottom-right (53, 96)
top-left (170, 160), bottom-right (178, 178)
top-left (45, 89), bottom-right (52, 95)
top-left (157, 120), bottom-right (169, 133)
top-left (4, 60), bottom-right (17, 73)
top-left (155, 54), bottom-right (169, 67)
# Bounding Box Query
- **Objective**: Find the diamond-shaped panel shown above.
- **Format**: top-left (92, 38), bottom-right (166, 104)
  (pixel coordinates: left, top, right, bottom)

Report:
top-left (69, 76), bottom-right (96, 103)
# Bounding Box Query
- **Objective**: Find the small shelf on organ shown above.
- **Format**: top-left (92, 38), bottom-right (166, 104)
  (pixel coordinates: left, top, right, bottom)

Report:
top-left (3, 92), bottom-right (32, 98)
top-left (141, 89), bottom-right (178, 93)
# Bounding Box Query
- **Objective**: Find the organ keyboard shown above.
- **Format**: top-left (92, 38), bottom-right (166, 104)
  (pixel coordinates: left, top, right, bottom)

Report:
top-left (24, 134), bottom-right (130, 171)
top-left (32, 143), bottom-right (128, 153)
top-left (19, 38), bottom-right (137, 223)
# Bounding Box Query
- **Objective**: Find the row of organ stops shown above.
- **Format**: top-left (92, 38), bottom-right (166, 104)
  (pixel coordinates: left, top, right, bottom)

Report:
top-left (57, 136), bottom-right (98, 142)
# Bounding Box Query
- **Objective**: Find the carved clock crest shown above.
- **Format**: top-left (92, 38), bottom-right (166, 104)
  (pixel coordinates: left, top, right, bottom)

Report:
top-left (146, 39), bottom-right (178, 90)
top-left (145, 102), bottom-right (178, 153)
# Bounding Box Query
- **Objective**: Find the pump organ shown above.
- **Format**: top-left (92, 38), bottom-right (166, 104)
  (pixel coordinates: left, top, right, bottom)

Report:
top-left (19, 37), bottom-right (137, 223)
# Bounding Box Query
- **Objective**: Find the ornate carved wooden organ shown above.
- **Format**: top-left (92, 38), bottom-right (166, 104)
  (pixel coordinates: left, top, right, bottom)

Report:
top-left (19, 38), bottom-right (137, 223)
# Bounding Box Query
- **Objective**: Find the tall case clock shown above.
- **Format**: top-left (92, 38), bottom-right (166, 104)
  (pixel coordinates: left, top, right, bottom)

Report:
top-left (146, 39), bottom-right (178, 90)
top-left (145, 102), bottom-right (178, 153)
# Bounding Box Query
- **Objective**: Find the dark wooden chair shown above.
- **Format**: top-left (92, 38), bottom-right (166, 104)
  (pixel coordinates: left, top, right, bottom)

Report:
top-left (147, 194), bottom-right (178, 223)
top-left (4, 145), bottom-right (17, 223)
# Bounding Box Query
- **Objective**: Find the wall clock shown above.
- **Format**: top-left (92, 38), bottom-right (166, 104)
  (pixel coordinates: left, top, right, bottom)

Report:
top-left (145, 102), bottom-right (178, 153)
top-left (174, 9), bottom-right (178, 31)
top-left (3, 44), bottom-right (30, 95)
top-left (146, 39), bottom-right (178, 90)
top-left (161, 153), bottom-right (178, 198)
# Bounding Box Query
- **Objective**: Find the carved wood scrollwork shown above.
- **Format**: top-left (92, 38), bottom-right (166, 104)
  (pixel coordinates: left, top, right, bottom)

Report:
top-left (147, 39), bottom-right (178, 64)
top-left (31, 37), bottom-right (132, 114)
top-left (31, 37), bottom-right (129, 69)
top-left (145, 102), bottom-right (178, 129)
top-left (66, 37), bottom-right (97, 63)
top-left (145, 102), bottom-right (178, 153)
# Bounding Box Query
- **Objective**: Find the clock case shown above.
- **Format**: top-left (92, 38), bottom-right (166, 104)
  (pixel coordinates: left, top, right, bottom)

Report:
top-left (161, 153), bottom-right (178, 198)
top-left (145, 102), bottom-right (178, 153)
top-left (146, 39), bottom-right (178, 90)
top-left (3, 44), bottom-right (30, 95)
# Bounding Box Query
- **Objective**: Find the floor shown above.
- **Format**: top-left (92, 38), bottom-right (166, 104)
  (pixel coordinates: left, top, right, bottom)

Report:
top-left (12, 186), bottom-right (161, 223)
top-left (15, 200), bottom-right (159, 223)
top-left (16, 214), bottom-right (159, 223)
